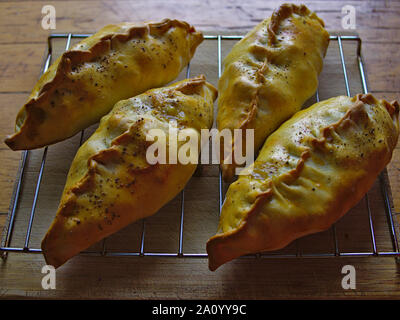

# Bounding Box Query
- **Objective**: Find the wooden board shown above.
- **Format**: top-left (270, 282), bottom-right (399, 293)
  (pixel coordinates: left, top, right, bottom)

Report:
top-left (1, 29), bottom-right (399, 299)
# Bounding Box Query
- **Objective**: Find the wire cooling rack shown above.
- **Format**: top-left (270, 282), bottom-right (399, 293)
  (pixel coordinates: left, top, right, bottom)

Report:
top-left (1, 33), bottom-right (399, 262)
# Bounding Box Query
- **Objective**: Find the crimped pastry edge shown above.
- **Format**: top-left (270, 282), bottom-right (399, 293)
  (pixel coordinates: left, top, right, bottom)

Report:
top-left (219, 3), bottom-right (329, 181)
top-left (4, 18), bottom-right (203, 151)
top-left (208, 93), bottom-right (399, 271)
top-left (41, 75), bottom-right (217, 267)
top-left (268, 3), bottom-right (325, 44)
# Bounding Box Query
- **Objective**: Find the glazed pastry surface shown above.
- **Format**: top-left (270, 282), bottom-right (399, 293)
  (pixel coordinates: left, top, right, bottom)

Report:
top-left (5, 19), bottom-right (203, 150)
top-left (207, 94), bottom-right (399, 271)
top-left (42, 76), bottom-right (217, 268)
top-left (217, 3), bottom-right (329, 180)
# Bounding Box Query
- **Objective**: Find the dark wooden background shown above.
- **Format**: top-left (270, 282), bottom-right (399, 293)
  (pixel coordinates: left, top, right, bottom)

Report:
top-left (0, 0), bottom-right (399, 298)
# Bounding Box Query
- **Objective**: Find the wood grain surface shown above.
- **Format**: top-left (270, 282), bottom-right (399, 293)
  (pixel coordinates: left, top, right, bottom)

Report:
top-left (0, 0), bottom-right (399, 299)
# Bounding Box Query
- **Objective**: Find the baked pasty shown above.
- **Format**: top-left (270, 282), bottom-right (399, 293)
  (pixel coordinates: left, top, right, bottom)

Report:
top-left (5, 19), bottom-right (203, 150)
top-left (217, 4), bottom-right (329, 180)
top-left (41, 76), bottom-right (217, 268)
top-left (207, 94), bottom-right (399, 270)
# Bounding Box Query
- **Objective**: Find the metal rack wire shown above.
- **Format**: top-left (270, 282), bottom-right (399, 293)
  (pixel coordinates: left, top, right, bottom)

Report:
top-left (1, 34), bottom-right (399, 261)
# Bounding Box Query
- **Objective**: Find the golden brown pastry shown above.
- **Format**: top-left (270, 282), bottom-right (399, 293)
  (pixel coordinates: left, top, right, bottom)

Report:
top-left (217, 4), bottom-right (329, 181)
top-left (207, 94), bottom-right (399, 271)
top-left (42, 76), bottom-right (217, 268)
top-left (5, 19), bottom-right (203, 150)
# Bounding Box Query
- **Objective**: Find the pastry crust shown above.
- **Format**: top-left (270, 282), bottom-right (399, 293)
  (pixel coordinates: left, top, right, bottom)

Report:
top-left (41, 76), bottom-right (217, 268)
top-left (217, 4), bottom-right (329, 181)
top-left (5, 19), bottom-right (203, 150)
top-left (207, 94), bottom-right (399, 271)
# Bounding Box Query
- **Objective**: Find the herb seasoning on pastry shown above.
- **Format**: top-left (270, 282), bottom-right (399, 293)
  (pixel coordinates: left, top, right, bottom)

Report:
top-left (217, 4), bottom-right (329, 181)
top-left (207, 94), bottom-right (399, 271)
top-left (41, 76), bottom-right (217, 268)
top-left (5, 19), bottom-right (203, 150)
